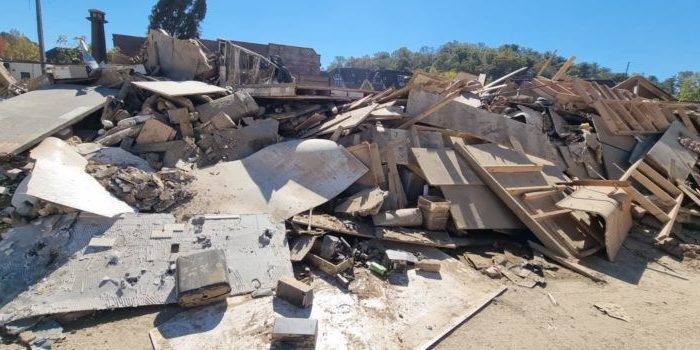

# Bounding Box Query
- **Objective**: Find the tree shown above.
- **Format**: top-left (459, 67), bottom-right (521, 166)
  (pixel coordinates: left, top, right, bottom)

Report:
top-left (148, 0), bottom-right (207, 39)
top-left (0, 30), bottom-right (40, 61)
top-left (678, 73), bottom-right (700, 102)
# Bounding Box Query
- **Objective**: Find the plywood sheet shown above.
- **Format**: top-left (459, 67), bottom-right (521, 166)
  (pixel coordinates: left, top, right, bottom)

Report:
top-left (407, 88), bottom-right (562, 164)
top-left (302, 103), bottom-right (376, 137)
top-left (149, 246), bottom-right (502, 350)
top-left (132, 80), bottom-right (227, 97)
top-left (441, 185), bottom-right (523, 230)
top-left (411, 148), bottom-right (481, 185)
top-left (180, 139), bottom-right (368, 221)
top-left (646, 120), bottom-right (699, 181)
top-left (0, 84), bottom-right (115, 155)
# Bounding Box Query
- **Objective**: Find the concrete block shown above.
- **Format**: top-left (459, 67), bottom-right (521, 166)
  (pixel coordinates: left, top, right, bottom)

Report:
top-left (416, 259), bottom-right (441, 272)
top-left (276, 276), bottom-right (313, 308)
top-left (271, 317), bottom-right (317, 348)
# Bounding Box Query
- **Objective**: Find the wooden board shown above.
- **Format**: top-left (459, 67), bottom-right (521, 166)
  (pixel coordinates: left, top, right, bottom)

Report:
top-left (645, 120), bottom-right (699, 181)
top-left (441, 185), bottom-right (523, 230)
top-left (291, 214), bottom-right (455, 248)
top-left (411, 148), bottom-right (481, 185)
top-left (406, 88), bottom-right (562, 164)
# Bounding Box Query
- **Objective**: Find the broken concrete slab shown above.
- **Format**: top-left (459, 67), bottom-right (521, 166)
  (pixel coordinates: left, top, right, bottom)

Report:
top-left (196, 91), bottom-right (259, 123)
top-left (199, 118), bottom-right (279, 164)
top-left (0, 213), bottom-right (292, 324)
top-left (12, 138), bottom-right (134, 218)
top-left (0, 84), bottom-right (116, 155)
top-left (144, 29), bottom-right (214, 81)
top-left (136, 119), bottom-right (177, 145)
top-left (180, 139), bottom-right (368, 221)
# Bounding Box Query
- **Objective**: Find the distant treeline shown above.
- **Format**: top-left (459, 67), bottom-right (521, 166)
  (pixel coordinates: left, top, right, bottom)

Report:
top-left (327, 41), bottom-right (700, 101)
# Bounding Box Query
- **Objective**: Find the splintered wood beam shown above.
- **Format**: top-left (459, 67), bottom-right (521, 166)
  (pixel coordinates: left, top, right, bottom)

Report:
top-left (398, 89), bottom-right (462, 129)
top-left (528, 241), bottom-right (606, 283)
top-left (552, 56), bottom-right (576, 81)
top-left (656, 193), bottom-right (684, 241)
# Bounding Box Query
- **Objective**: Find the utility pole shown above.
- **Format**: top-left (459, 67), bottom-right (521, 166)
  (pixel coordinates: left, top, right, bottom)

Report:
top-left (624, 61), bottom-right (631, 77)
top-left (35, 0), bottom-right (46, 73)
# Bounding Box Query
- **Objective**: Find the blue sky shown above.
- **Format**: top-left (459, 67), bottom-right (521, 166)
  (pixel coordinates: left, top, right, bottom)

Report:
top-left (3, 0), bottom-right (699, 79)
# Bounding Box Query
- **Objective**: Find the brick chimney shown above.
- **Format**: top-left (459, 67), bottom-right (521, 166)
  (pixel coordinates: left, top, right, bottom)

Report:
top-left (86, 9), bottom-right (107, 63)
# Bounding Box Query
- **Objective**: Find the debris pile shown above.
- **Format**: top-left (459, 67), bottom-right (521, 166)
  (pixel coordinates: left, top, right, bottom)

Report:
top-left (2, 24), bottom-right (700, 350)
top-left (87, 164), bottom-right (194, 212)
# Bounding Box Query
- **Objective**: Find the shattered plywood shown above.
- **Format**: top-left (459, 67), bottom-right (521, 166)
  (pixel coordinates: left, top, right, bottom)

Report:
top-left (0, 213), bottom-right (291, 324)
top-left (0, 84), bottom-right (115, 155)
top-left (180, 139), bottom-right (367, 221)
top-left (291, 214), bottom-right (455, 248)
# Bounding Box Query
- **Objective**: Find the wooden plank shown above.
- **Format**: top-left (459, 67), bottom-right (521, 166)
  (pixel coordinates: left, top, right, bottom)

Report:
top-left (441, 185), bottom-right (524, 230)
top-left (531, 209), bottom-right (572, 220)
top-left (656, 193), bottom-right (684, 240)
top-left (606, 101), bottom-right (644, 131)
top-left (676, 109), bottom-right (698, 134)
top-left (630, 170), bottom-right (676, 206)
top-left (455, 143), bottom-right (572, 257)
top-left (627, 102), bottom-right (659, 131)
top-left (636, 161), bottom-right (682, 197)
top-left (398, 89), bottom-right (462, 129)
top-left (552, 56), bottom-right (576, 81)
top-left (627, 187), bottom-right (670, 223)
top-left (410, 148), bottom-right (482, 185)
top-left (521, 189), bottom-right (566, 201)
top-left (484, 164), bottom-right (544, 173)
top-left (507, 185), bottom-right (564, 195)
top-left (678, 184), bottom-right (700, 207)
top-left (417, 286), bottom-right (508, 350)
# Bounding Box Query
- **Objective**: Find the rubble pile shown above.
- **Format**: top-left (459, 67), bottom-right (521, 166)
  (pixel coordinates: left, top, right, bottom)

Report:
top-left (2, 24), bottom-right (700, 350)
top-left (87, 164), bottom-right (194, 212)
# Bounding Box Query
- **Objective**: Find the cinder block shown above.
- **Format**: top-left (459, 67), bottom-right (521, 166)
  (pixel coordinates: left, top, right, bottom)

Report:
top-left (271, 317), bottom-right (318, 348)
top-left (276, 276), bottom-right (313, 308)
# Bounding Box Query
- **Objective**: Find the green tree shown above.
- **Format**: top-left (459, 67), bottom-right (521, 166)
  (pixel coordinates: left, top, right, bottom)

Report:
top-left (148, 0), bottom-right (207, 39)
top-left (677, 73), bottom-right (700, 101)
top-left (0, 30), bottom-right (40, 61)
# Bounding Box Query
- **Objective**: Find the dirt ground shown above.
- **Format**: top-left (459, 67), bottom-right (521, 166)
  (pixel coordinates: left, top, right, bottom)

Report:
top-left (4, 229), bottom-right (699, 350)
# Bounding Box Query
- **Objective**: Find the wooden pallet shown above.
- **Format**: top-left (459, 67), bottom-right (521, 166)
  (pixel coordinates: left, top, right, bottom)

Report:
top-left (620, 158), bottom-right (684, 240)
